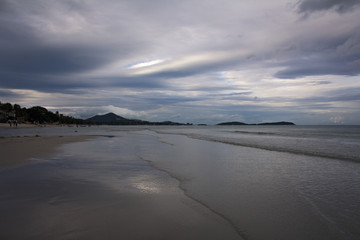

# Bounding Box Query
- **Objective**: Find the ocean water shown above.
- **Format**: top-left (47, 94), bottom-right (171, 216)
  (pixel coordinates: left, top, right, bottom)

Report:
top-left (135, 125), bottom-right (360, 240)
top-left (1, 125), bottom-right (360, 240)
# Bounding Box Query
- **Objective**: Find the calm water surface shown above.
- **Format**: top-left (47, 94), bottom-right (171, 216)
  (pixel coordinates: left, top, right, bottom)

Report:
top-left (1, 125), bottom-right (359, 240)
top-left (141, 125), bottom-right (360, 240)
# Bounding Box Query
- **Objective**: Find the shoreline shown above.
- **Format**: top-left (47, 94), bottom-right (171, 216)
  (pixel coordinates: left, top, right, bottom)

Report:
top-left (139, 154), bottom-right (247, 239)
top-left (0, 132), bottom-right (243, 240)
top-left (0, 123), bottom-right (80, 129)
top-left (0, 135), bottom-right (94, 170)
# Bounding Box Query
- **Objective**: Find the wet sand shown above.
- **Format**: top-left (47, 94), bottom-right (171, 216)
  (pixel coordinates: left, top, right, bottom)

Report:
top-left (0, 135), bottom-right (94, 169)
top-left (0, 123), bottom-right (48, 129)
top-left (0, 133), bottom-right (243, 240)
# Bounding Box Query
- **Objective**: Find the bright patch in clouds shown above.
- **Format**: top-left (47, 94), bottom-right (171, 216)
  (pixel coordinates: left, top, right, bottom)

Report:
top-left (128, 59), bottom-right (165, 69)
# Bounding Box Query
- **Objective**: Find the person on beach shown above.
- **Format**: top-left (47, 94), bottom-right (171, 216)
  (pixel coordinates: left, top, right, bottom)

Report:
top-left (7, 119), bottom-right (12, 127)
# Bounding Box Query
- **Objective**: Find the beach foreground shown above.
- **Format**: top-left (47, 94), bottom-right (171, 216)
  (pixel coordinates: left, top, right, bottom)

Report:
top-left (1, 125), bottom-right (359, 240)
top-left (0, 135), bottom-right (93, 169)
top-left (0, 131), bottom-right (243, 240)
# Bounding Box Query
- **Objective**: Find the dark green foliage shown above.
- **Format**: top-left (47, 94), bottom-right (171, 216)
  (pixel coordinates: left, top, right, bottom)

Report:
top-left (59, 115), bottom-right (86, 124)
top-left (27, 106), bottom-right (52, 123)
top-left (0, 101), bottom-right (85, 124)
top-left (13, 104), bottom-right (23, 118)
top-left (0, 102), bottom-right (13, 112)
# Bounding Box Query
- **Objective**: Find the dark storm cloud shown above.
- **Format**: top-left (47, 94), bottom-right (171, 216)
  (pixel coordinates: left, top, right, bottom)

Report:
top-left (274, 58), bottom-right (359, 79)
top-left (0, 44), bottom-right (117, 74)
top-left (276, 0), bottom-right (360, 79)
top-left (311, 81), bottom-right (332, 85)
top-left (0, 0), bottom-right (252, 92)
top-left (211, 92), bottom-right (254, 102)
top-left (0, 72), bottom-right (166, 92)
top-left (140, 96), bottom-right (199, 106)
top-left (320, 87), bottom-right (360, 102)
top-left (0, 10), bottom-right (142, 91)
top-left (1, 0), bottom-right (358, 89)
top-left (99, 76), bottom-right (166, 89)
top-left (296, 0), bottom-right (360, 14)
top-left (0, 0), bottom-right (148, 91)
top-left (0, 89), bottom-right (18, 98)
top-left (274, 30), bottom-right (360, 78)
top-left (294, 87), bottom-right (360, 103)
top-left (0, 72), bottom-right (89, 92)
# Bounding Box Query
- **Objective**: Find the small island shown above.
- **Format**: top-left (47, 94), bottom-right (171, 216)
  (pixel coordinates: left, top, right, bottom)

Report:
top-left (217, 121), bottom-right (295, 126)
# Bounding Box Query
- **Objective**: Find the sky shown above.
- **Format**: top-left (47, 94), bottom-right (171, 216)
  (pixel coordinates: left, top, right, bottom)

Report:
top-left (1, 0), bottom-right (360, 125)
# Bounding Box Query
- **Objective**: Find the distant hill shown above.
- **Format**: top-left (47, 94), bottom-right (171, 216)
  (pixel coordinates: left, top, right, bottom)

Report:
top-left (257, 121), bottom-right (295, 126)
top-left (86, 112), bottom-right (188, 125)
top-left (86, 112), bottom-right (148, 125)
top-left (217, 121), bottom-right (295, 126)
top-left (217, 121), bottom-right (247, 125)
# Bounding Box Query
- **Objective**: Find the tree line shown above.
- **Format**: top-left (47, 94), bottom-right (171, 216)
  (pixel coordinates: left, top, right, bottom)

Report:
top-left (0, 102), bottom-right (86, 125)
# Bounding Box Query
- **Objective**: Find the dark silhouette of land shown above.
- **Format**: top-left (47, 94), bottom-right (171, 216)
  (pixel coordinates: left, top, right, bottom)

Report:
top-left (1, 101), bottom-right (295, 126)
top-left (217, 121), bottom-right (295, 126)
top-left (86, 112), bottom-right (190, 126)
top-left (0, 101), bottom-right (85, 124)
top-left (87, 113), bottom-right (295, 126)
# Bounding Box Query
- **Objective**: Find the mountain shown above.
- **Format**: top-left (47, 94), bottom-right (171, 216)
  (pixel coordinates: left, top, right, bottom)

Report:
top-left (86, 113), bottom-right (147, 125)
top-left (86, 112), bottom-right (188, 125)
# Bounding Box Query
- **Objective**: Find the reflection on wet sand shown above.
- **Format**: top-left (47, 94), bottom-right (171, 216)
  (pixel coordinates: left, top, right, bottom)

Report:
top-left (0, 134), bottom-right (242, 240)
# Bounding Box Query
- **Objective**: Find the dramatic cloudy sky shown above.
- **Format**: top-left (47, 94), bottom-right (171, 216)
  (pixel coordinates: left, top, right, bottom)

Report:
top-left (1, 0), bottom-right (360, 124)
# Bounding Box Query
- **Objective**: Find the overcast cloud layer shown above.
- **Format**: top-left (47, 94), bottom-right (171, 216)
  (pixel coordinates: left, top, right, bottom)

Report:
top-left (1, 0), bottom-right (360, 124)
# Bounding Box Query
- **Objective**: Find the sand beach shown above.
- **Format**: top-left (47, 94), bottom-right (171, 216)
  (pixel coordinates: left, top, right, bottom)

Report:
top-left (0, 135), bottom-right (93, 169)
top-left (0, 127), bottom-right (243, 240)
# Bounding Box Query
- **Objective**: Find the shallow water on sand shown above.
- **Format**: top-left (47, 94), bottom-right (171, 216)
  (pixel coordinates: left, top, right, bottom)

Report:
top-left (1, 125), bottom-right (360, 240)
top-left (136, 128), bottom-right (360, 240)
top-left (0, 134), bottom-right (241, 240)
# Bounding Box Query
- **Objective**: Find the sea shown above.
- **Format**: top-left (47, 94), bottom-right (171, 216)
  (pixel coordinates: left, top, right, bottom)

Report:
top-left (1, 125), bottom-right (360, 240)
